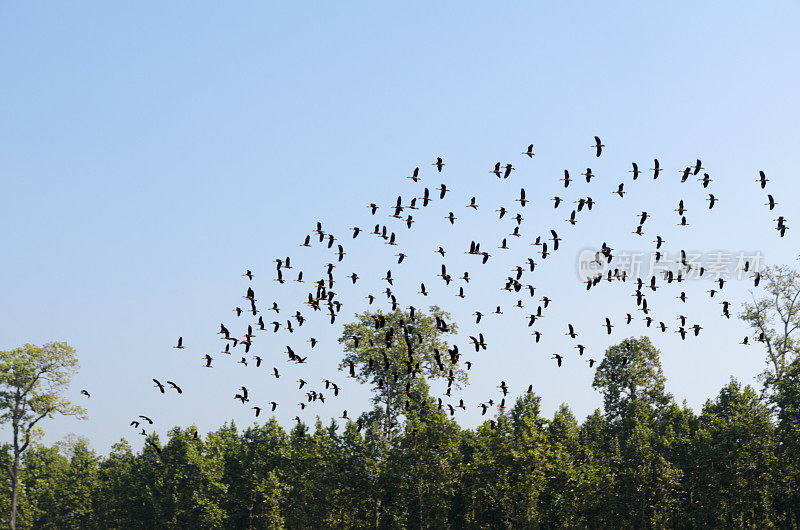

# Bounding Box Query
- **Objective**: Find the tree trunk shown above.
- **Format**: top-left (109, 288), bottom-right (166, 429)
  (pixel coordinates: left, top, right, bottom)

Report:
top-left (8, 456), bottom-right (19, 530)
top-left (374, 386), bottom-right (393, 528)
top-left (384, 385), bottom-right (393, 441)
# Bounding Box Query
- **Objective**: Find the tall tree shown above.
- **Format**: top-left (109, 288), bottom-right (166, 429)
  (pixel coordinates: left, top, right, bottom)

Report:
top-left (0, 342), bottom-right (86, 530)
top-left (739, 264), bottom-right (800, 525)
top-left (219, 419), bottom-right (290, 529)
top-left (338, 306), bottom-right (463, 441)
top-left (773, 356), bottom-right (800, 526)
top-left (688, 379), bottom-right (776, 527)
top-left (158, 427), bottom-right (227, 528)
top-left (592, 337), bottom-right (682, 526)
top-left (22, 438), bottom-right (99, 529)
top-left (385, 381), bottom-right (464, 529)
top-left (740, 264), bottom-right (800, 386)
top-left (338, 306), bottom-right (465, 527)
top-left (592, 336), bottom-right (670, 422)
top-left (94, 439), bottom-right (138, 528)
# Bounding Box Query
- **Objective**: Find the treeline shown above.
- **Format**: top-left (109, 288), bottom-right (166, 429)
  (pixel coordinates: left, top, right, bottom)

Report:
top-left (2, 337), bottom-right (800, 529)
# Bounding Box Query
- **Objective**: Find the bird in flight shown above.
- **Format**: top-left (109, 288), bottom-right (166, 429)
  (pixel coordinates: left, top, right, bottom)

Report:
top-left (593, 136), bottom-right (604, 157)
top-left (522, 144), bottom-right (535, 158)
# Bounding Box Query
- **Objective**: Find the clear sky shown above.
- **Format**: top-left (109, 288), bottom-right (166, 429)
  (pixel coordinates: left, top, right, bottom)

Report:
top-left (1, 2), bottom-right (799, 453)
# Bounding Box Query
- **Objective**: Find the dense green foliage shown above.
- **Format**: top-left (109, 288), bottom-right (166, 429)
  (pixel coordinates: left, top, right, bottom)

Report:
top-left (1, 335), bottom-right (800, 528)
top-left (0, 342), bottom-right (87, 529)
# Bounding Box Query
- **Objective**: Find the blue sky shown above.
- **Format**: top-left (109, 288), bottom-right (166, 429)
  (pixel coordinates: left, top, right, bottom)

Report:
top-left (1, 2), bottom-right (799, 452)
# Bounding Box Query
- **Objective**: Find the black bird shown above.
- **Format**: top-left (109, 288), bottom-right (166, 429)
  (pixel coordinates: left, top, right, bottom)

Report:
top-left (561, 170), bottom-right (572, 188)
top-left (593, 136), bottom-right (604, 157)
top-left (517, 188), bottom-right (528, 207)
top-left (650, 159), bottom-right (661, 179)
top-left (566, 324), bottom-right (577, 339)
top-left (166, 381), bottom-right (182, 394)
top-left (522, 144), bottom-right (535, 158)
top-left (757, 170), bottom-right (768, 189)
top-left (433, 157), bottom-right (445, 172)
top-left (550, 230), bottom-right (560, 251)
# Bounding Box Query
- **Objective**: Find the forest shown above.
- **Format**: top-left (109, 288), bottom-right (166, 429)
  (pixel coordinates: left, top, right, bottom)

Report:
top-left (0, 266), bottom-right (798, 529)
top-left (0, 334), bottom-right (798, 528)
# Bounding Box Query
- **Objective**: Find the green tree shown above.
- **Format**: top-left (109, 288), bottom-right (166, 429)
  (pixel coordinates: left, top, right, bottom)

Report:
top-left (284, 420), bottom-right (342, 527)
top-left (158, 427), bottom-right (226, 528)
top-left (384, 382), bottom-right (464, 528)
top-left (773, 357), bottom-right (800, 526)
top-left (740, 264), bottom-right (800, 386)
top-left (592, 337), bottom-right (682, 527)
top-left (0, 342), bottom-right (86, 530)
top-left (459, 394), bottom-right (548, 528)
top-left (220, 419), bottom-right (290, 529)
top-left (739, 264), bottom-right (800, 525)
top-left (338, 306), bottom-right (464, 526)
top-left (688, 379), bottom-right (776, 527)
top-left (540, 404), bottom-right (585, 527)
top-left (335, 419), bottom-right (384, 527)
top-left (20, 444), bottom-right (68, 529)
top-left (94, 439), bottom-right (138, 528)
top-left (22, 438), bottom-right (99, 529)
top-left (338, 307), bottom-right (463, 441)
top-left (592, 336), bottom-right (671, 422)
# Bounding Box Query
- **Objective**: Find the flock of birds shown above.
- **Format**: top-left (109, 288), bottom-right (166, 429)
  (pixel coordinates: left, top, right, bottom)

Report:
top-left (79, 137), bottom-right (791, 445)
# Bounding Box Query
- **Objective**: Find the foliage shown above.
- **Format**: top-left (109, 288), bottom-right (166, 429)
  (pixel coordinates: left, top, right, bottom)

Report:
top-left (6, 290), bottom-right (800, 527)
top-left (740, 264), bottom-right (800, 386)
top-left (338, 306), bottom-right (464, 440)
top-left (0, 342), bottom-right (86, 529)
